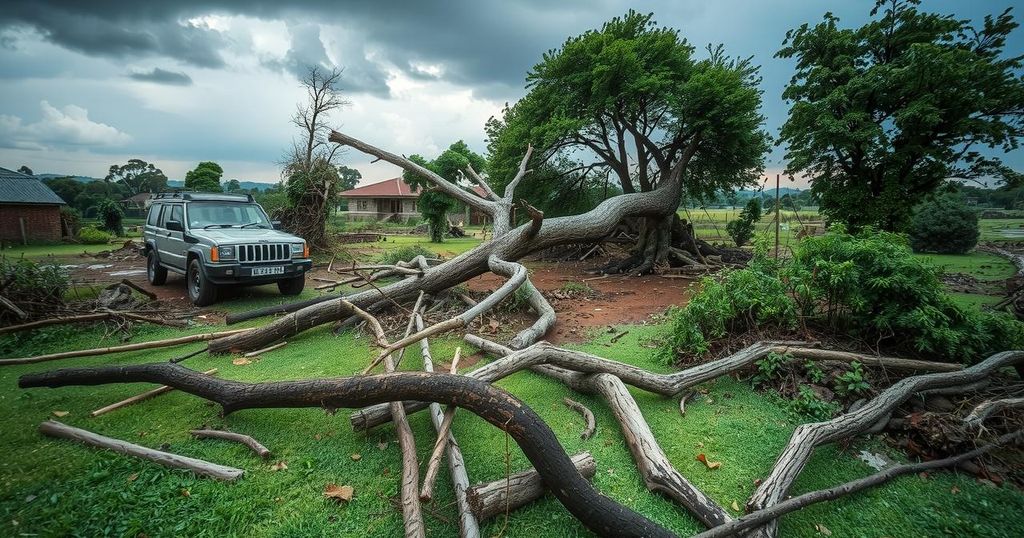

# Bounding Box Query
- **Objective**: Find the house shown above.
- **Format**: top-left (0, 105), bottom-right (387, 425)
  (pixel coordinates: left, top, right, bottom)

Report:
top-left (0, 167), bottom-right (67, 244)
top-left (338, 177), bottom-right (492, 225)
top-left (120, 192), bottom-right (153, 218)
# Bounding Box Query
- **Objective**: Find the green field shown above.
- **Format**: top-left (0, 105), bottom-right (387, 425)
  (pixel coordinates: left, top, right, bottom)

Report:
top-left (3, 322), bottom-right (1022, 537)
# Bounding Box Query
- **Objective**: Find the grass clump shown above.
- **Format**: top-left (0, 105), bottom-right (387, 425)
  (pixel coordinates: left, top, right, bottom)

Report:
top-left (375, 244), bottom-right (434, 266)
top-left (76, 226), bottom-right (113, 244)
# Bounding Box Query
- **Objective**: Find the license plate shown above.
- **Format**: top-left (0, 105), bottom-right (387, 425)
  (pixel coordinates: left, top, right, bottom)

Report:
top-left (252, 266), bottom-right (285, 276)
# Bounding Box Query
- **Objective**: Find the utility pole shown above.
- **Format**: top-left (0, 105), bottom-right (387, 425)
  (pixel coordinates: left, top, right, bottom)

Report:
top-left (774, 174), bottom-right (781, 259)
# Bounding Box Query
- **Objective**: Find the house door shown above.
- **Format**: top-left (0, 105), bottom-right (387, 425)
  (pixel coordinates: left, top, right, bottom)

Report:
top-left (390, 199), bottom-right (402, 214)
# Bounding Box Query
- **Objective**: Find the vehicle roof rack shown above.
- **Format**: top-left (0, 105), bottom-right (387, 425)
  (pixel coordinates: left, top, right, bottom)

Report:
top-left (153, 192), bottom-right (254, 202)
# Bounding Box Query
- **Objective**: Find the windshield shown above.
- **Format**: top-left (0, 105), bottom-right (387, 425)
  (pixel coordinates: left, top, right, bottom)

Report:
top-left (186, 202), bottom-right (272, 229)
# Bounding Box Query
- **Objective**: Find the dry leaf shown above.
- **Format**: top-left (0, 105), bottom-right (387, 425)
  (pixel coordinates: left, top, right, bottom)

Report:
top-left (52, 410), bottom-right (69, 417)
top-left (313, 434), bottom-right (322, 441)
top-left (232, 358), bottom-right (251, 366)
top-left (323, 484), bottom-right (353, 503)
top-left (951, 485), bottom-right (960, 494)
top-left (695, 453), bottom-right (722, 470)
top-left (376, 441), bottom-right (388, 451)
top-left (731, 500), bottom-right (740, 512)
top-left (127, 473), bottom-right (139, 482)
top-left (181, 489), bottom-right (190, 497)
top-left (815, 523), bottom-right (832, 536)
top-left (350, 453), bottom-right (361, 461)
top-left (270, 461), bottom-right (288, 471)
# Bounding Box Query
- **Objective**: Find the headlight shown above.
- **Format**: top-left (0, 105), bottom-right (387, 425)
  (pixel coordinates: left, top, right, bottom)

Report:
top-left (216, 246), bottom-right (235, 260)
top-left (291, 243), bottom-right (308, 257)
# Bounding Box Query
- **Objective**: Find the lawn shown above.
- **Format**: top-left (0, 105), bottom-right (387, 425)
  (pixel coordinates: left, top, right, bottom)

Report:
top-left (914, 251), bottom-right (1018, 281)
top-left (2, 320), bottom-right (1022, 537)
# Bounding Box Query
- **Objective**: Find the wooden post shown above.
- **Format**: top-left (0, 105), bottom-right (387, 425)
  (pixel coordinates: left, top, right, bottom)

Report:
top-left (774, 174), bottom-right (780, 259)
top-left (19, 217), bottom-right (28, 245)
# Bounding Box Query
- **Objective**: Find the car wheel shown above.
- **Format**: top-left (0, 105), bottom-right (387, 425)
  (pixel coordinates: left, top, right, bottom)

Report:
top-left (147, 250), bottom-right (167, 285)
top-left (187, 258), bottom-right (218, 306)
top-left (277, 275), bottom-right (305, 296)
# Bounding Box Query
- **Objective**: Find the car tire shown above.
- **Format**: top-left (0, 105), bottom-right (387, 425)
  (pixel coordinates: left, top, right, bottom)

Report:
top-left (147, 250), bottom-right (167, 285)
top-left (277, 275), bottom-right (305, 296)
top-left (187, 258), bottom-right (218, 306)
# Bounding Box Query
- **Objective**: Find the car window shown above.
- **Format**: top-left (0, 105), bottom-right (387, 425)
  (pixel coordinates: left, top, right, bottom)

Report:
top-left (158, 204), bottom-right (173, 227)
top-left (169, 205), bottom-right (184, 226)
top-left (186, 202), bottom-right (271, 228)
top-left (147, 204), bottom-right (163, 226)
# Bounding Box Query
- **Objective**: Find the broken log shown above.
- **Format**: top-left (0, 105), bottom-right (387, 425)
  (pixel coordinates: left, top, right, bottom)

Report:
top-left (467, 452), bottom-right (597, 521)
top-left (563, 397), bottom-right (596, 440)
top-left (696, 430), bottom-right (1023, 538)
top-left (747, 350), bottom-right (1024, 538)
top-left (89, 368), bottom-right (218, 417)
top-left (20, 364), bottom-right (673, 538)
top-left (190, 429), bottom-right (272, 459)
top-left (416, 314), bottom-right (479, 537)
top-left (0, 294), bottom-right (27, 319)
top-left (965, 397), bottom-right (1024, 428)
top-left (420, 347), bottom-right (462, 502)
top-left (117, 279), bottom-right (157, 301)
top-left (1, 328), bottom-right (253, 366)
top-left (39, 420), bottom-right (243, 481)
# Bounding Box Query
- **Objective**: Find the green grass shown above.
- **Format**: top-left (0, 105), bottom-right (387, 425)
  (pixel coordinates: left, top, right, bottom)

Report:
top-left (914, 251), bottom-right (1017, 281)
top-left (1, 242), bottom-right (124, 259)
top-left (2, 322), bottom-right (1022, 537)
top-left (979, 218), bottom-right (1024, 242)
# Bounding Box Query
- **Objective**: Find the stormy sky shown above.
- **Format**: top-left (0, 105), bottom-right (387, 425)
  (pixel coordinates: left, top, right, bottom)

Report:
top-left (0, 0), bottom-right (1020, 188)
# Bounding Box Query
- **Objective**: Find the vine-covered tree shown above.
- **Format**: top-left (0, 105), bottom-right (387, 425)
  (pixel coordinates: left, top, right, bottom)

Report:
top-left (105, 159), bottom-right (168, 196)
top-left (279, 66), bottom-right (348, 248)
top-left (184, 161), bottom-right (224, 192)
top-left (726, 197), bottom-right (762, 246)
top-left (777, 0), bottom-right (1024, 231)
top-left (487, 11), bottom-right (769, 273)
top-left (404, 141), bottom-right (486, 242)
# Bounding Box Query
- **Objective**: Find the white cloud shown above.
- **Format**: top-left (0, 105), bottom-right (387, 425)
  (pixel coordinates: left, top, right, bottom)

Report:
top-left (0, 100), bottom-right (131, 150)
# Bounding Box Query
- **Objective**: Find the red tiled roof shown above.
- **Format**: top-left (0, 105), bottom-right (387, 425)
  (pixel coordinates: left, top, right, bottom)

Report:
top-left (338, 177), bottom-right (419, 198)
top-left (339, 178), bottom-right (493, 199)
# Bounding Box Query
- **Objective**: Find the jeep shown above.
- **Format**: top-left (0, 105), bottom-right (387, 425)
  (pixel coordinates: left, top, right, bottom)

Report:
top-left (142, 192), bottom-right (312, 306)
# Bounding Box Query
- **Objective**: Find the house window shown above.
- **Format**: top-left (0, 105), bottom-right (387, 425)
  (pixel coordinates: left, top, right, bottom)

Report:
top-left (411, 200), bottom-right (417, 212)
top-left (356, 200), bottom-right (369, 211)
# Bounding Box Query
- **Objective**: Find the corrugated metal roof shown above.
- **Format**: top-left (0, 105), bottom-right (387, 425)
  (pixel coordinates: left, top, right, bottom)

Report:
top-left (0, 167), bottom-right (66, 205)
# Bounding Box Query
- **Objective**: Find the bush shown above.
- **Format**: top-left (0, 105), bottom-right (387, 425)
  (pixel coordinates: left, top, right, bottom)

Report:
top-left (725, 198), bottom-right (762, 246)
top-left (376, 245), bottom-right (434, 266)
top-left (662, 226), bottom-right (1024, 364)
top-left (908, 192), bottom-right (979, 254)
top-left (77, 226), bottom-right (113, 244)
top-left (95, 199), bottom-right (124, 236)
top-left (0, 258), bottom-right (68, 321)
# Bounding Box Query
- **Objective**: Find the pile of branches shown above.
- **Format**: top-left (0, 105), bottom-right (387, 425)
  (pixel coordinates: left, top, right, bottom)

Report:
top-left (10, 132), bottom-right (1024, 537)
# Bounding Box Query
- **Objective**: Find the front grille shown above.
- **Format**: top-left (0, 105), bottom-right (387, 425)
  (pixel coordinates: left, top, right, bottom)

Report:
top-left (238, 243), bottom-right (292, 263)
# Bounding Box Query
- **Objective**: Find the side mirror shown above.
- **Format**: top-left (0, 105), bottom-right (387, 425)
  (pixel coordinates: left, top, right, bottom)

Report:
top-left (166, 220), bottom-right (184, 232)
top-left (271, 220), bottom-right (281, 230)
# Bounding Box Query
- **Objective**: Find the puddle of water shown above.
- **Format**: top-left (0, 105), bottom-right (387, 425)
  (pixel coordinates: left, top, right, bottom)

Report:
top-left (86, 264), bottom-right (113, 270)
top-left (59, 264), bottom-right (80, 269)
top-left (998, 229), bottom-right (1024, 238)
top-left (109, 269), bottom-right (146, 277)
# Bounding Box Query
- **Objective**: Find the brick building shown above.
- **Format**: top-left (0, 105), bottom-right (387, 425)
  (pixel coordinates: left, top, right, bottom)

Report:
top-left (0, 167), bottom-right (67, 244)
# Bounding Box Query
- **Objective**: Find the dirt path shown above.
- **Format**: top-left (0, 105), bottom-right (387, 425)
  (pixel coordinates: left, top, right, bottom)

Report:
top-left (466, 260), bottom-right (695, 343)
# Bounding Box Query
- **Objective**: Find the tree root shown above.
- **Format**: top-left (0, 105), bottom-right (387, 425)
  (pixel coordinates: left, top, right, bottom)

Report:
top-left (19, 364), bottom-right (674, 538)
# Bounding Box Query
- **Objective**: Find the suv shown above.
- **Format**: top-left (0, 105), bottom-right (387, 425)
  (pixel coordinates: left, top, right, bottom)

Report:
top-left (142, 192), bottom-right (312, 306)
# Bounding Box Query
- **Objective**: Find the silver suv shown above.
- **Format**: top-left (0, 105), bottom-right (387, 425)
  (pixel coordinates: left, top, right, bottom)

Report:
top-left (142, 192), bottom-right (312, 306)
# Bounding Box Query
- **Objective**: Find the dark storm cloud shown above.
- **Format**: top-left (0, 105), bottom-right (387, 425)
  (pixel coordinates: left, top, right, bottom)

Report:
top-left (0, 0), bottom-right (601, 95)
top-left (128, 67), bottom-right (193, 85)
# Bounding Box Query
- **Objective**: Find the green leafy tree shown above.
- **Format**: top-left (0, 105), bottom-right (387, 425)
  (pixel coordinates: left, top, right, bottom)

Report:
top-left (726, 197), bottom-right (762, 246)
top-left (224, 179), bottom-right (242, 192)
top-left (404, 141), bottom-right (486, 242)
top-left (486, 11), bottom-right (768, 270)
top-left (777, 0), bottom-right (1024, 231)
top-left (184, 161), bottom-right (224, 192)
top-left (105, 159), bottom-right (168, 196)
top-left (43, 176), bottom-right (83, 206)
top-left (337, 165), bottom-right (361, 191)
top-left (95, 199), bottom-right (124, 236)
top-left (17, 165), bottom-right (33, 175)
top-left (909, 191), bottom-right (980, 254)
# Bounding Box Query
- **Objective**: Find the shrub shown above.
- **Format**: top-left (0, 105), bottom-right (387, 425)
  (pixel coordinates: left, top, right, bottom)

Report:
top-left (77, 226), bottom-right (113, 244)
top-left (662, 226), bottom-right (1024, 364)
top-left (908, 192), bottom-right (979, 254)
top-left (0, 258), bottom-right (68, 321)
top-left (96, 199), bottom-right (124, 236)
top-left (725, 198), bottom-right (762, 246)
top-left (376, 245), bottom-right (434, 266)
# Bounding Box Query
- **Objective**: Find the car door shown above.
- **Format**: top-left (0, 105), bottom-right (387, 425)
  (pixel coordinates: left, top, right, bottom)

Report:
top-left (157, 203), bottom-right (187, 270)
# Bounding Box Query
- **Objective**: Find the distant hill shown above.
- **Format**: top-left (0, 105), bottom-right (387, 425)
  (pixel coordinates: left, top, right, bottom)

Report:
top-left (35, 174), bottom-right (277, 192)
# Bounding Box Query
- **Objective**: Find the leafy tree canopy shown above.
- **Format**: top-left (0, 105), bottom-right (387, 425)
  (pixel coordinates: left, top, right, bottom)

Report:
top-left (105, 159), bottom-right (168, 196)
top-left (404, 141), bottom-right (486, 242)
top-left (778, 0), bottom-right (1024, 231)
top-left (486, 10), bottom-right (768, 204)
top-left (337, 165), bottom-right (362, 192)
top-left (224, 179), bottom-right (242, 192)
top-left (184, 161), bottom-right (224, 192)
